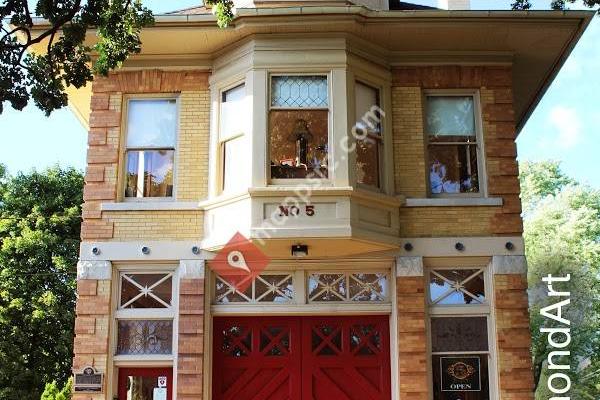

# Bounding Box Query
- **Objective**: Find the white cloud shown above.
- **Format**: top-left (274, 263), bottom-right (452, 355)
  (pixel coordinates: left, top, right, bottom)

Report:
top-left (548, 106), bottom-right (581, 148)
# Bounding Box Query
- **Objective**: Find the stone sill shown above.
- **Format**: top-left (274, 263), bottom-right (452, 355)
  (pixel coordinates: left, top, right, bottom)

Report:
top-left (101, 201), bottom-right (201, 211)
top-left (404, 197), bottom-right (503, 207)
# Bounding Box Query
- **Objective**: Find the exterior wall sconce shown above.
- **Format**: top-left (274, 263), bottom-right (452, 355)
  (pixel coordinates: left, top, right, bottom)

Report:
top-left (141, 246), bottom-right (151, 255)
top-left (404, 243), bottom-right (413, 251)
top-left (192, 246), bottom-right (201, 255)
top-left (455, 242), bottom-right (465, 252)
top-left (91, 247), bottom-right (101, 256)
top-left (291, 244), bottom-right (308, 257)
top-left (505, 242), bottom-right (515, 251)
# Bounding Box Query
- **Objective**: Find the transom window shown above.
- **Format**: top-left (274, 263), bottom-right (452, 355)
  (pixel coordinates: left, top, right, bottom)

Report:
top-left (124, 99), bottom-right (177, 198)
top-left (214, 273), bottom-right (294, 304)
top-left (308, 272), bottom-right (388, 303)
top-left (429, 268), bottom-right (485, 305)
top-left (355, 81), bottom-right (383, 188)
top-left (115, 270), bottom-right (175, 357)
top-left (426, 94), bottom-right (482, 195)
top-left (269, 75), bottom-right (329, 180)
top-left (428, 267), bottom-right (493, 400)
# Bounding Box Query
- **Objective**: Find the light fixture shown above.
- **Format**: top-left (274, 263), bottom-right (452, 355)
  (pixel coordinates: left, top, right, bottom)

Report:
top-left (141, 246), bottom-right (150, 255)
top-left (505, 242), bottom-right (515, 251)
top-left (192, 246), bottom-right (201, 255)
top-left (404, 242), bottom-right (413, 252)
top-left (455, 242), bottom-right (465, 252)
top-left (291, 244), bottom-right (308, 257)
top-left (91, 247), bottom-right (101, 256)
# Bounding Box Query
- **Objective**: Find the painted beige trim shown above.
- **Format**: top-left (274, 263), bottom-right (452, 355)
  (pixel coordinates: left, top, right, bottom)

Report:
top-left (211, 303), bottom-right (392, 315)
top-left (398, 236), bottom-right (524, 257)
top-left (405, 197), bottom-right (503, 207)
top-left (77, 260), bottom-right (112, 280)
top-left (101, 201), bottom-right (201, 211)
top-left (490, 255), bottom-right (527, 275)
top-left (80, 241), bottom-right (213, 262)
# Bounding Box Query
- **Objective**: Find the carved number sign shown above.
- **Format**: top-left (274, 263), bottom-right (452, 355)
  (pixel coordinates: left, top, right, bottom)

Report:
top-left (278, 204), bottom-right (315, 217)
top-left (440, 356), bottom-right (481, 392)
top-left (74, 366), bottom-right (103, 392)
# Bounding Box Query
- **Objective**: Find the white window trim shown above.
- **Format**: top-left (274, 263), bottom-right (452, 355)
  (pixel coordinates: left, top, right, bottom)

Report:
top-left (425, 266), bottom-right (499, 400)
top-left (424, 89), bottom-right (488, 198)
top-left (267, 72), bottom-right (334, 186)
top-left (120, 95), bottom-right (180, 202)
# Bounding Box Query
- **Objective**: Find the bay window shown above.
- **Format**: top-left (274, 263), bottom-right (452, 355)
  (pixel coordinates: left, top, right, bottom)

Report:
top-left (426, 94), bottom-right (483, 195)
top-left (428, 267), bottom-right (494, 400)
top-left (269, 75), bottom-right (329, 180)
top-left (355, 81), bottom-right (383, 188)
top-left (124, 99), bottom-right (177, 199)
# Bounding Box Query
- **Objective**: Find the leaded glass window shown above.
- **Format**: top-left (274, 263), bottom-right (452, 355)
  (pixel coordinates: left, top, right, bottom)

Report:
top-left (308, 272), bottom-right (389, 303)
top-left (214, 273), bottom-right (294, 304)
top-left (426, 95), bottom-right (481, 195)
top-left (117, 320), bottom-right (173, 355)
top-left (271, 76), bottom-right (328, 108)
top-left (269, 75), bottom-right (329, 180)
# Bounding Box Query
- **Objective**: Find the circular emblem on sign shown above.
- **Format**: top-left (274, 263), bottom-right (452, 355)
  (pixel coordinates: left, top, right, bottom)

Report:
top-left (447, 361), bottom-right (475, 380)
top-left (83, 367), bottom-right (95, 375)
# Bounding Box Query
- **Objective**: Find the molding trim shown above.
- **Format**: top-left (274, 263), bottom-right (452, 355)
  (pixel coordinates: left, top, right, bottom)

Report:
top-left (179, 260), bottom-right (206, 280)
top-left (398, 236), bottom-right (524, 257)
top-left (80, 241), bottom-right (215, 262)
top-left (404, 197), bottom-right (503, 207)
top-left (491, 255), bottom-right (527, 275)
top-left (77, 260), bottom-right (112, 280)
top-left (396, 256), bottom-right (424, 277)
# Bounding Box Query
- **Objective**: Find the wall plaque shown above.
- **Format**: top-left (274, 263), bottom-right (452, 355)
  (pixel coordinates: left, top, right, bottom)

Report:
top-left (440, 356), bottom-right (481, 392)
top-left (73, 366), bottom-right (103, 393)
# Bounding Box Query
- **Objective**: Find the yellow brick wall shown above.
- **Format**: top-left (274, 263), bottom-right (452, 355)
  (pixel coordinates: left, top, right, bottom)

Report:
top-left (81, 70), bottom-right (210, 241)
top-left (399, 207), bottom-right (497, 237)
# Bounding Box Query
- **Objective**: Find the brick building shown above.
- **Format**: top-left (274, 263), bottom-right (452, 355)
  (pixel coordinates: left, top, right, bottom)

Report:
top-left (56, 1), bottom-right (592, 399)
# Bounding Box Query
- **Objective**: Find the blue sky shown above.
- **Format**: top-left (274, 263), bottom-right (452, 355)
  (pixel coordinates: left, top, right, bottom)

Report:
top-left (0, 0), bottom-right (598, 187)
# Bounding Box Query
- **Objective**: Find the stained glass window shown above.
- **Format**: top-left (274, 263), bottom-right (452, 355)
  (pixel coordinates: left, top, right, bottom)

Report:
top-left (117, 320), bottom-right (173, 355)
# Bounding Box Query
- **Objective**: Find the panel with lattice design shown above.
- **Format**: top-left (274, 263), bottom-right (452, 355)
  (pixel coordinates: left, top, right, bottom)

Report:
top-left (271, 76), bottom-right (328, 108)
top-left (214, 273), bottom-right (294, 304)
top-left (307, 272), bottom-right (389, 303)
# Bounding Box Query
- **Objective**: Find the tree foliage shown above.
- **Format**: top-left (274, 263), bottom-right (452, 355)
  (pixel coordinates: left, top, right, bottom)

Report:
top-left (0, 166), bottom-right (83, 400)
top-left (40, 378), bottom-right (72, 400)
top-left (520, 161), bottom-right (600, 399)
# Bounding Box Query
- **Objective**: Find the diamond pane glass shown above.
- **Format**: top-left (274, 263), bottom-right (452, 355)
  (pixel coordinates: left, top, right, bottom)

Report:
top-left (349, 273), bottom-right (388, 301)
top-left (117, 320), bottom-right (173, 355)
top-left (120, 273), bottom-right (172, 309)
top-left (214, 276), bottom-right (252, 303)
top-left (430, 269), bottom-right (485, 305)
top-left (431, 317), bottom-right (488, 353)
top-left (308, 274), bottom-right (346, 302)
top-left (255, 275), bottom-right (294, 303)
top-left (271, 76), bottom-right (328, 108)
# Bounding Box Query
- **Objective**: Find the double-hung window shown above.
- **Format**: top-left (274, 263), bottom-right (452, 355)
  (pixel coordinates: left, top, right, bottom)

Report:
top-left (269, 75), bottom-right (329, 180)
top-left (354, 81), bottom-right (383, 188)
top-left (425, 94), bottom-right (483, 195)
top-left (115, 271), bottom-right (175, 358)
top-left (124, 99), bottom-right (177, 199)
top-left (220, 84), bottom-right (248, 194)
top-left (428, 267), bottom-right (494, 400)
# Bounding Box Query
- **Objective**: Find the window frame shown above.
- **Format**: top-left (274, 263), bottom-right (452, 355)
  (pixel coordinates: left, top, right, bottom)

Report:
top-left (120, 94), bottom-right (180, 202)
top-left (267, 72), bottom-right (332, 185)
top-left (354, 79), bottom-right (385, 192)
top-left (426, 265), bottom-right (499, 400)
top-left (218, 82), bottom-right (247, 195)
top-left (424, 90), bottom-right (487, 198)
top-left (112, 265), bottom-right (178, 364)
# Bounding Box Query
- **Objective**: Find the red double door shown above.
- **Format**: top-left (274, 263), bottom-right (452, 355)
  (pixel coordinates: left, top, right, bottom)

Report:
top-left (213, 315), bottom-right (391, 400)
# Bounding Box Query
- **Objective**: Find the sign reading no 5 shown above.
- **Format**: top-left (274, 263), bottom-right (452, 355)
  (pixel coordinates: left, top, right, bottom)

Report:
top-left (278, 205), bottom-right (315, 217)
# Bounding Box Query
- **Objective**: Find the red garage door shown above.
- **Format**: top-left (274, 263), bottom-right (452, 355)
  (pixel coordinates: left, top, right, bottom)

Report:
top-left (212, 316), bottom-right (391, 400)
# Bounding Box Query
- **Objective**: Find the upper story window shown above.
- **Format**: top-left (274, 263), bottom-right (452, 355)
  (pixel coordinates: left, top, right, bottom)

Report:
top-left (124, 99), bottom-right (177, 199)
top-left (355, 82), bottom-right (383, 188)
top-left (220, 84), bottom-right (247, 194)
top-left (426, 94), bottom-right (483, 196)
top-left (269, 75), bottom-right (329, 180)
